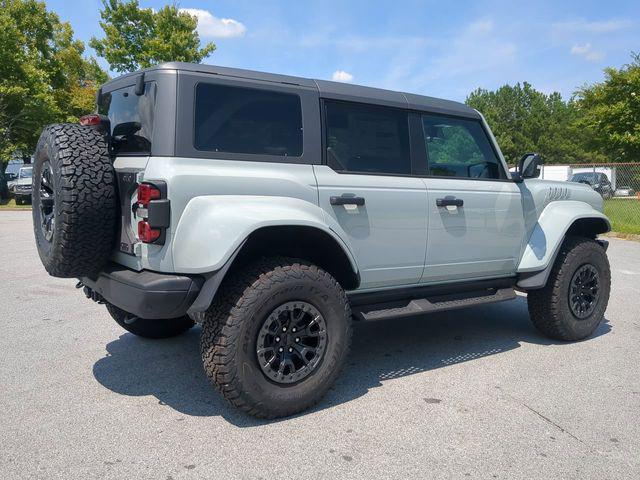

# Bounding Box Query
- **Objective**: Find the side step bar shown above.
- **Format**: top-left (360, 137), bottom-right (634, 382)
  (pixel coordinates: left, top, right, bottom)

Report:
top-left (353, 287), bottom-right (516, 321)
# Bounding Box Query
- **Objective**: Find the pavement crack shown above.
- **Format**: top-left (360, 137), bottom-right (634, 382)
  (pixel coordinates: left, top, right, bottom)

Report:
top-left (496, 386), bottom-right (594, 451)
top-left (521, 403), bottom-right (588, 447)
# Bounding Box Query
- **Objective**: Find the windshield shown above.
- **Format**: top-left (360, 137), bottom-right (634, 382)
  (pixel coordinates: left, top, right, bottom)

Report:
top-left (572, 173), bottom-right (598, 182)
top-left (19, 167), bottom-right (33, 179)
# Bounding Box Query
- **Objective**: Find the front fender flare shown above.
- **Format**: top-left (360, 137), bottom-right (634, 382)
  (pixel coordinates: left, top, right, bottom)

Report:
top-left (517, 200), bottom-right (610, 279)
top-left (172, 195), bottom-right (359, 275)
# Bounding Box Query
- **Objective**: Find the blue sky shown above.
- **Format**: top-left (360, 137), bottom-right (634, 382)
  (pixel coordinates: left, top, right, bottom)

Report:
top-left (47, 0), bottom-right (639, 101)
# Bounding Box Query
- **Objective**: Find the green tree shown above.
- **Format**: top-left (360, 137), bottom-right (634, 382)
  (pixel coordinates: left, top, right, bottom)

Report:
top-left (466, 82), bottom-right (598, 165)
top-left (0, 0), bottom-right (108, 167)
top-left (90, 0), bottom-right (216, 73)
top-left (575, 53), bottom-right (640, 162)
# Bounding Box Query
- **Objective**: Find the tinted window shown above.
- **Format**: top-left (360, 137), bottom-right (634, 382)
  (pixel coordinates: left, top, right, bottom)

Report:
top-left (422, 114), bottom-right (503, 179)
top-left (194, 84), bottom-right (302, 156)
top-left (325, 101), bottom-right (410, 175)
top-left (98, 83), bottom-right (156, 155)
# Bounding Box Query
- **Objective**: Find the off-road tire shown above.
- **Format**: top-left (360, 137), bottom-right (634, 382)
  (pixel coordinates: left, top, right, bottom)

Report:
top-left (200, 257), bottom-right (352, 418)
top-left (527, 236), bottom-right (610, 341)
top-left (105, 303), bottom-right (195, 339)
top-left (32, 124), bottom-right (117, 278)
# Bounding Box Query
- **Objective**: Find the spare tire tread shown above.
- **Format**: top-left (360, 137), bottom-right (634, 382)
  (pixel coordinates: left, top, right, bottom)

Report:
top-left (33, 124), bottom-right (117, 277)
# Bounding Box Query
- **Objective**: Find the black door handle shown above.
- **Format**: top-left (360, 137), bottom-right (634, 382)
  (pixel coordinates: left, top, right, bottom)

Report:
top-left (436, 197), bottom-right (463, 207)
top-left (330, 195), bottom-right (365, 206)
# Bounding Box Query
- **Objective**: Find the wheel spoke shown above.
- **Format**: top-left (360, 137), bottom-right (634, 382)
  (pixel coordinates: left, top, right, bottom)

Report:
top-left (255, 301), bottom-right (327, 384)
top-left (568, 264), bottom-right (600, 320)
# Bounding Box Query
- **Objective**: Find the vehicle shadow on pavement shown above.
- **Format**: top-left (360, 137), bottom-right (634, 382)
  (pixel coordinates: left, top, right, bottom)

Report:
top-left (92, 296), bottom-right (611, 427)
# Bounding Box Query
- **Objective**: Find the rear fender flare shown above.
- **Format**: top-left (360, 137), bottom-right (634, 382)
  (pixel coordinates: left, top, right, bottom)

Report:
top-left (172, 195), bottom-right (359, 275)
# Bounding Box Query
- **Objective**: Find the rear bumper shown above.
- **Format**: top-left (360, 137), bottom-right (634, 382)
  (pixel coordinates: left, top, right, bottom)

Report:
top-left (81, 263), bottom-right (203, 319)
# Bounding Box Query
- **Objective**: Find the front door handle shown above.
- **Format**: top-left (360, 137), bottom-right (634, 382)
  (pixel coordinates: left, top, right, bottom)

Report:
top-left (330, 195), bottom-right (365, 206)
top-left (436, 197), bottom-right (464, 207)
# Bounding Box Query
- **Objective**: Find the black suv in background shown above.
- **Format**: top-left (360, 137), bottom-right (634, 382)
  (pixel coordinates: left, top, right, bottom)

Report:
top-left (570, 172), bottom-right (614, 199)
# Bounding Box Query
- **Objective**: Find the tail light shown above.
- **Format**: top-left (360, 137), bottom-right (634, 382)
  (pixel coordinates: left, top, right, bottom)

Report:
top-left (79, 114), bottom-right (110, 135)
top-left (138, 220), bottom-right (161, 243)
top-left (137, 183), bottom-right (161, 207)
top-left (136, 182), bottom-right (169, 244)
top-left (79, 114), bottom-right (102, 126)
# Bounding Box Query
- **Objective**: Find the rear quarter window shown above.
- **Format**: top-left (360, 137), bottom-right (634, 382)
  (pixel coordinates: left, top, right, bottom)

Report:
top-left (194, 83), bottom-right (303, 157)
top-left (98, 83), bottom-right (157, 155)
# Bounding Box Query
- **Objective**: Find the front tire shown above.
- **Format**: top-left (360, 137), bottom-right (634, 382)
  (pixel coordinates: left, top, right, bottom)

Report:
top-left (105, 303), bottom-right (194, 339)
top-left (527, 237), bottom-right (610, 341)
top-left (200, 257), bottom-right (352, 418)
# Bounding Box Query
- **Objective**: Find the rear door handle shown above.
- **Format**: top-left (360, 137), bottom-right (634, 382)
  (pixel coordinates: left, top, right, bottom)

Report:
top-left (330, 195), bottom-right (365, 206)
top-left (436, 197), bottom-right (463, 207)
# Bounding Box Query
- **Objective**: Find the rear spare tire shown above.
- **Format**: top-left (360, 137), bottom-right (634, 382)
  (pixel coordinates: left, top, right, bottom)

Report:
top-left (32, 124), bottom-right (117, 278)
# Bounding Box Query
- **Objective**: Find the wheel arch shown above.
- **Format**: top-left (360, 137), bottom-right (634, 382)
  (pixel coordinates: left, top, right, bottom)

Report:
top-left (175, 196), bottom-right (361, 316)
top-left (187, 224), bottom-right (360, 316)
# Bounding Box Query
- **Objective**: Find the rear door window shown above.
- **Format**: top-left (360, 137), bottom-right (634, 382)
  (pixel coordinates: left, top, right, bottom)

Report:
top-left (194, 83), bottom-right (303, 156)
top-left (324, 100), bottom-right (411, 175)
top-left (98, 83), bottom-right (157, 155)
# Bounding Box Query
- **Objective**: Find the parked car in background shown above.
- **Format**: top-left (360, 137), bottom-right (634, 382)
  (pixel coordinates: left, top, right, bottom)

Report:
top-left (570, 172), bottom-right (614, 199)
top-left (6, 171), bottom-right (19, 193)
top-left (614, 186), bottom-right (635, 197)
top-left (13, 166), bottom-right (33, 205)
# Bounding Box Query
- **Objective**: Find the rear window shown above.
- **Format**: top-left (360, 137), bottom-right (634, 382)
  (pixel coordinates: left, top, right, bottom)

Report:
top-left (98, 83), bottom-right (156, 155)
top-left (194, 83), bottom-right (303, 156)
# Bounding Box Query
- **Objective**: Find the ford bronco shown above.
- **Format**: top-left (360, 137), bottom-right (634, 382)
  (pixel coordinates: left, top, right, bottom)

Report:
top-left (32, 63), bottom-right (611, 418)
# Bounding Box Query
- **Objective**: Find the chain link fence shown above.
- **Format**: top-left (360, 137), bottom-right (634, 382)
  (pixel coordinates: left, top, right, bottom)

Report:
top-left (539, 163), bottom-right (640, 235)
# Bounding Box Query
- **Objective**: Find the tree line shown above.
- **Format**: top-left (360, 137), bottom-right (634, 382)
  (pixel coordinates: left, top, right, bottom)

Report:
top-left (1, 0), bottom-right (639, 171)
top-left (466, 54), bottom-right (640, 165)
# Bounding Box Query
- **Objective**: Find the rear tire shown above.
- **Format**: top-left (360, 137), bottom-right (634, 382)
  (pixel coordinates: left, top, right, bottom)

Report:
top-left (106, 303), bottom-right (194, 339)
top-left (200, 257), bottom-right (352, 418)
top-left (527, 237), bottom-right (610, 341)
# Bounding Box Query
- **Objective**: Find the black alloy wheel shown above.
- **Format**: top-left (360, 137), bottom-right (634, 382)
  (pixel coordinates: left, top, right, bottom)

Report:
top-left (568, 264), bottom-right (600, 319)
top-left (256, 301), bottom-right (328, 384)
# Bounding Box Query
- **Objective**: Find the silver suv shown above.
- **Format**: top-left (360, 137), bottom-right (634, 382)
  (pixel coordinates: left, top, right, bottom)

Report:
top-left (31, 63), bottom-right (611, 418)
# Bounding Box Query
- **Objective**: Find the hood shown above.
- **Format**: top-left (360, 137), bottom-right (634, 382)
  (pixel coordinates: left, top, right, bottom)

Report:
top-left (16, 177), bottom-right (32, 186)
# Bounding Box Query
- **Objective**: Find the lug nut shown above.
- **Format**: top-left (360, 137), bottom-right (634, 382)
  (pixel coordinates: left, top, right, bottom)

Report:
top-left (278, 347), bottom-right (284, 352)
top-left (292, 327), bottom-right (297, 332)
top-left (288, 347), bottom-right (293, 352)
top-left (275, 337), bottom-right (280, 342)
top-left (295, 338), bottom-right (300, 343)
top-left (282, 327), bottom-right (287, 332)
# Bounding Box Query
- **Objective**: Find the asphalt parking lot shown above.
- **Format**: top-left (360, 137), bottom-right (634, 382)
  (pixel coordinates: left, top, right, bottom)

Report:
top-left (1, 210), bottom-right (639, 479)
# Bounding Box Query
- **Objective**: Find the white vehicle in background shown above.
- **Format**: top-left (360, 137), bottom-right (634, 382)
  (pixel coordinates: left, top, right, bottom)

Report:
top-left (11, 166), bottom-right (33, 205)
top-left (31, 62), bottom-right (612, 419)
top-left (614, 186), bottom-right (635, 197)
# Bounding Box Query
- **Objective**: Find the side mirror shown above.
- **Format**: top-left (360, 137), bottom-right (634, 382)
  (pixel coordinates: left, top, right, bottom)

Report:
top-left (516, 153), bottom-right (542, 180)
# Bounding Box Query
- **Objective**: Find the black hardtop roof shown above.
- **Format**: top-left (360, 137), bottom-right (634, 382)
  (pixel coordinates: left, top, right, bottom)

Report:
top-left (103, 61), bottom-right (479, 118)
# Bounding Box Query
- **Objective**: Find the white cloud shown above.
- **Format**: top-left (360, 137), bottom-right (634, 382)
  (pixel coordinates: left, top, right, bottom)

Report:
top-left (180, 8), bottom-right (246, 38)
top-left (553, 19), bottom-right (631, 34)
top-left (570, 43), bottom-right (604, 62)
top-left (332, 70), bottom-right (354, 82)
top-left (468, 19), bottom-right (494, 35)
